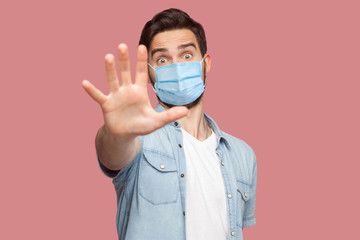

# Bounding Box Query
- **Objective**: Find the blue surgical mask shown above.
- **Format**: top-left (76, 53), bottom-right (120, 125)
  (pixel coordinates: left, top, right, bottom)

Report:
top-left (148, 57), bottom-right (205, 106)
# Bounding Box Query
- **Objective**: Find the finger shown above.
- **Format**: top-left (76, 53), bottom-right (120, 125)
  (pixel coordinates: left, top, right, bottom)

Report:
top-left (135, 45), bottom-right (149, 86)
top-left (117, 43), bottom-right (132, 85)
top-left (81, 80), bottom-right (107, 105)
top-left (105, 54), bottom-right (120, 92)
top-left (153, 106), bottom-right (189, 126)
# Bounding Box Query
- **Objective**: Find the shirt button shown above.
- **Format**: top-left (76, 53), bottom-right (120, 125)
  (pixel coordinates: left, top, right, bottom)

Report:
top-left (231, 231), bottom-right (235, 236)
top-left (174, 122), bottom-right (178, 126)
top-left (160, 165), bottom-right (165, 169)
top-left (244, 193), bottom-right (248, 198)
top-left (180, 173), bottom-right (185, 178)
top-left (221, 161), bottom-right (225, 166)
top-left (179, 144), bottom-right (182, 148)
top-left (228, 194), bottom-right (232, 199)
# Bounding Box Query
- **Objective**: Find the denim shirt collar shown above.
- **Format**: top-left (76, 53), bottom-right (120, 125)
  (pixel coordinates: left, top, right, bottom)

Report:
top-left (154, 104), bottom-right (230, 149)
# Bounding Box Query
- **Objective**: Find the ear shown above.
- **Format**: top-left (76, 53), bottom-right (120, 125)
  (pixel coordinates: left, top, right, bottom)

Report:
top-left (204, 53), bottom-right (212, 74)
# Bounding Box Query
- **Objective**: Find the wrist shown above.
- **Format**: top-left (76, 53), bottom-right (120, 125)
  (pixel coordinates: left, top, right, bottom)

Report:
top-left (101, 124), bottom-right (136, 142)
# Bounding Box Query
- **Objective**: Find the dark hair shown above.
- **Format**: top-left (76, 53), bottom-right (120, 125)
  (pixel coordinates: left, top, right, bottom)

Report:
top-left (139, 8), bottom-right (207, 57)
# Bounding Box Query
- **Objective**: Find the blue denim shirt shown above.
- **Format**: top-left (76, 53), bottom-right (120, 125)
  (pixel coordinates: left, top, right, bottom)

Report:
top-left (99, 104), bottom-right (257, 240)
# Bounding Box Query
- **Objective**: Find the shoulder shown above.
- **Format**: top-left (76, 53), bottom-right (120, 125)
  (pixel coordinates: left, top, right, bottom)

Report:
top-left (220, 131), bottom-right (257, 183)
top-left (223, 132), bottom-right (255, 154)
top-left (222, 131), bottom-right (256, 160)
top-left (205, 113), bottom-right (256, 166)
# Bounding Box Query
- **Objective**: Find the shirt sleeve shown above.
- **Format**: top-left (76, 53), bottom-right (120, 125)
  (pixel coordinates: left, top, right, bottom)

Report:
top-left (97, 157), bottom-right (120, 178)
top-left (242, 152), bottom-right (257, 228)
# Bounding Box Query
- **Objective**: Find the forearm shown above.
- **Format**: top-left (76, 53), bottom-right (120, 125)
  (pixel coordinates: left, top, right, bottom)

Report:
top-left (95, 125), bottom-right (140, 171)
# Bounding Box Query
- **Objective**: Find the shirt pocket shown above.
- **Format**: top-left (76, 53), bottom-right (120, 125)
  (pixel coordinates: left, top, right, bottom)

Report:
top-left (236, 180), bottom-right (251, 227)
top-left (139, 149), bottom-right (179, 205)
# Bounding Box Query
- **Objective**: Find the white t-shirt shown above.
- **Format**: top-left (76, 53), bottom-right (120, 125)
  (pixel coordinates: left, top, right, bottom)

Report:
top-left (182, 128), bottom-right (229, 240)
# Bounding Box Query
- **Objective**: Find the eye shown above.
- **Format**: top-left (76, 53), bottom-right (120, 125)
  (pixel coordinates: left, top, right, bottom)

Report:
top-left (183, 53), bottom-right (192, 60)
top-left (157, 58), bottom-right (168, 65)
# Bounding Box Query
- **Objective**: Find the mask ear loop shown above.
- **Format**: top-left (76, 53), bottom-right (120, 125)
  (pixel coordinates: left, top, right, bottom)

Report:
top-left (201, 55), bottom-right (207, 87)
top-left (148, 63), bottom-right (155, 70)
top-left (147, 63), bottom-right (157, 93)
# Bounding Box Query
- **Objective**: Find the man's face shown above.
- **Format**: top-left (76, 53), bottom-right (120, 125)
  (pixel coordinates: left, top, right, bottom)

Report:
top-left (148, 29), bottom-right (211, 108)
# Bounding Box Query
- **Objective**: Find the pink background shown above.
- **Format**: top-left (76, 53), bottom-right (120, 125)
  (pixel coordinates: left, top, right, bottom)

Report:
top-left (1, 0), bottom-right (359, 239)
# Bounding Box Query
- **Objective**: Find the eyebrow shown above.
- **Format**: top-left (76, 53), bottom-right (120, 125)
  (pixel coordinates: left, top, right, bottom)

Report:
top-left (178, 43), bottom-right (197, 51)
top-left (150, 42), bottom-right (197, 58)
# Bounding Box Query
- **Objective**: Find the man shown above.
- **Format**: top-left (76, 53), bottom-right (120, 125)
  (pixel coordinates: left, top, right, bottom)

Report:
top-left (82, 8), bottom-right (257, 240)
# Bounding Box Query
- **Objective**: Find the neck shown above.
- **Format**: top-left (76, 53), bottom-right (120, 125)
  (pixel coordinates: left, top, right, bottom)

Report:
top-left (160, 98), bottom-right (210, 141)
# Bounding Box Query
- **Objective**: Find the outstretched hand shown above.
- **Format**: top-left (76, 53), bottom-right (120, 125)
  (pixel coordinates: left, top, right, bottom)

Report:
top-left (82, 44), bottom-right (188, 138)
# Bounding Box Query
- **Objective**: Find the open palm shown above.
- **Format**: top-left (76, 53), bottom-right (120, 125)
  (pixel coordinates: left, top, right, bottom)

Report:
top-left (82, 44), bottom-right (188, 138)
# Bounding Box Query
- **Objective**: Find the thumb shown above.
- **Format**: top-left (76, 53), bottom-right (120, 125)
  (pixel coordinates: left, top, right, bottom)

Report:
top-left (154, 106), bottom-right (189, 126)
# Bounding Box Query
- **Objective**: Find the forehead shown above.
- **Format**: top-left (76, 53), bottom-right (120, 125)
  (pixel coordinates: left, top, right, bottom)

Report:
top-left (149, 29), bottom-right (200, 52)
